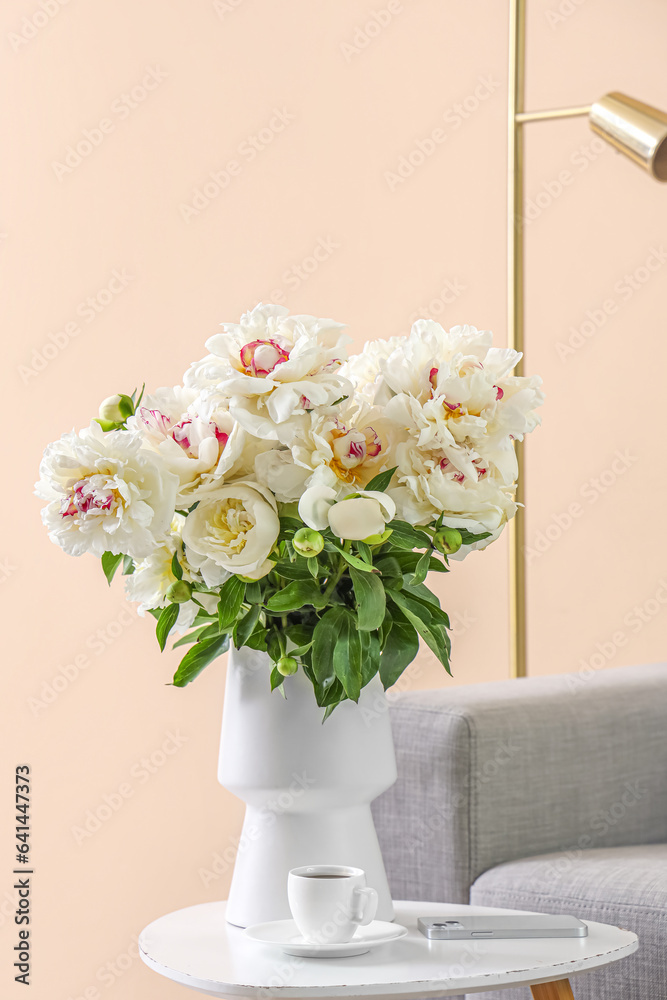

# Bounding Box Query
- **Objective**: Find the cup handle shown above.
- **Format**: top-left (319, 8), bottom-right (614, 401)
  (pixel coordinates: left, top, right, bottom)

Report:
top-left (351, 886), bottom-right (378, 926)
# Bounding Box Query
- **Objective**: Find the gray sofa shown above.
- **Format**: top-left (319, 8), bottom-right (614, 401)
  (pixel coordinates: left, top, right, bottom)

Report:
top-left (372, 662), bottom-right (667, 999)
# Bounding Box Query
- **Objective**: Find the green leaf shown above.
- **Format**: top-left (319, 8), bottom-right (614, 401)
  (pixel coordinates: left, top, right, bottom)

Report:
top-left (315, 677), bottom-right (345, 709)
top-left (233, 604), bottom-right (261, 649)
top-left (270, 561), bottom-right (311, 581)
top-left (307, 557), bottom-right (319, 579)
top-left (278, 516), bottom-right (303, 539)
top-left (289, 641), bottom-right (313, 657)
top-left (101, 551), bottom-right (123, 585)
top-left (431, 622), bottom-right (452, 663)
top-left (356, 541), bottom-right (373, 565)
top-left (266, 580), bottom-right (326, 612)
top-left (285, 624), bottom-right (312, 647)
top-left (270, 666), bottom-right (285, 691)
top-left (386, 520), bottom-right (432, 550)
top-left (329, 543), bottom-right (376, 573)
top-left (193, 606), bottom-right (217, 624)
top-left (177, 621), bottom-right (222, 646)
top-left (156, 604), bottom-right (180, 652)
top-left (360, 629), bottom-right (381, 687)
top-left (133, 382), bottom-right (146, 409)
top-left (410, 549), bottom-right (433, 587)
top-left (375, 555), bottom-right (403, 580)
top-left (117, 393), bottom-right (135, 419)
top-left (171, 551), bottom-right (183, 580)
top-left (95, 418), bottom-right (119, 432)
top-left (312, 607), bottom-right (347, 686)
top-left (172, 634), bottom-right (229, 687)
top-left (458, 528), bottom-right (492, 546)
top-left (333, 609), bottom-right (362, 702)
top-left (381, 551), bottom-right (447, 574)
top-left (401, 583), bottom-right (450, 625)
top-left (267, 630), bottom-right (282, 663)
top-left (379, 619), bottom-right (419, 689)
top-left (245, 580), bottom-right (262, 603)
top-left (365, 466), bottom-right (398, 492)
top-left (171, 625), bottom-right (211, 649)
top-left (423, 556), bottom-right (449, 573)
top-left (122, 555), bottom-right (135, 576)
top-left (245, 623), bottom-right (268, 651)
top-left (380, 614), bottom-right (393, 650)
top-left (349, 567), bottom-right (386, 631)
top-left (388, 592), bottom-right (450, 671)
top-left (218, 576), bottom-right (246, 630)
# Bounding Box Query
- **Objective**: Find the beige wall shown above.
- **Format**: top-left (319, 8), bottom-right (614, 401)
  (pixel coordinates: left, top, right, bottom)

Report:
top-left (4, 1), bottom-right (667, 997)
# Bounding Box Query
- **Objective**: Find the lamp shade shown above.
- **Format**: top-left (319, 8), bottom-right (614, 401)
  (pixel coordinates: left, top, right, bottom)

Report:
top-left (590, 92), bottom-right (667, 181)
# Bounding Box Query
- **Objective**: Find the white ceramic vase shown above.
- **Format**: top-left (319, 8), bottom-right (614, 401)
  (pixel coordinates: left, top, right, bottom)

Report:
top-left (218, 645), bottom-right (397, 928)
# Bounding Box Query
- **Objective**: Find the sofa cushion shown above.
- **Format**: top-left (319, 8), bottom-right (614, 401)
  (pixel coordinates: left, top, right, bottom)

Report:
top-left (468, 843), bottom-right (667, 1000)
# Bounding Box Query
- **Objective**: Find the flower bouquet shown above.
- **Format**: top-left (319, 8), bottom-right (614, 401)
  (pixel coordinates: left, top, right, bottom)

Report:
top-left (37, 304), bottom-right (542, 716)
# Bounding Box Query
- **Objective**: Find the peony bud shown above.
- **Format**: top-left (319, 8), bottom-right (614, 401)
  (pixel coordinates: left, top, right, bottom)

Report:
top-left (434, 527), bottom-right (462, 555)
top-left (328, 492), bottom-right (395, 541)
top-left (165, 580), bottom-right (193, 604)
top-left (277, 656), bottom-right (298, 676)
top-left (293, 527), bottom-right (324, 557)
top-left (98, 393), bottom-right (134, 423)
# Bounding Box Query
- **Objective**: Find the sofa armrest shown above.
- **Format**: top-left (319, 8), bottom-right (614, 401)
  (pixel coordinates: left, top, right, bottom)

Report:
top-left (372, 662), bottom-right (667, 904)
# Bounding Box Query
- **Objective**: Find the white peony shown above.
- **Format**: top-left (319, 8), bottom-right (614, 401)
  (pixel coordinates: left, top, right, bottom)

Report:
top-left (342, 336), bottom-right (403, 405)
top-left (254, 447), bottom-right (311, 503)
top-left (36, 422), bottom-right (178, 560)
top-left (128, 385), bottom-right (256, 504)
top-left (124, 515), bottom-right (218, 632)
top-left (183, 303), bottom-right (351, 443)
top-left (299, 486), bottom-right (396, 540)
top-left (362, 320), bottom-right (544, 538)
top-left (255, 399), bottom-right (397, 502)
top-left (182, 480), bottom-right (280, 579)
top-left (388, 448), bottom-right (517, 533)
top-left (379, 321), bottom-right (543, 486)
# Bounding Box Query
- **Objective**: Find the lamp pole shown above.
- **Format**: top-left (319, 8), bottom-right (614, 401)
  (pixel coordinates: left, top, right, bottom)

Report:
top-left (507, 3), bottom-right (598, 679)
top-left (507, 0), bottom-right (527, 679)
top-left (504, 0), bottom-right (667, 679)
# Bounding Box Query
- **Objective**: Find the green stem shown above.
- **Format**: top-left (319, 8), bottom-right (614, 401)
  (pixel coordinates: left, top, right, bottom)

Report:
top-left (278, 630), bottom-right (287, 657)
top-left (322, 557), bottom-right (346, 603)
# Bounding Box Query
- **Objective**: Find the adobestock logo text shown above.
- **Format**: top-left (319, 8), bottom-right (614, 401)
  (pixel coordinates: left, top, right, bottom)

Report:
top-left (258, 235), bottom-right (341, 304)
top-left (27, 604), bottom-right (140, 716)
top-left (71, 731), bottom-right (189, 846)
top-left (52, 67), bottom-right (168, 180)
top-left (568, 578), bottom-right (667, 690)
top-left (340, 1), bottom-right (404, 63)
top-left (525, 448), bottom-right (637, 565)
top-left (8, 0), bottom-right (71, 52)
top-left (180, 107), bottom-right (296, 222)
top-left (556, 246), bottom-right (667, 362)
top-left (384, 76), bottom-right (500, 191)
top-left (18, 269), bottom-right (134, 385)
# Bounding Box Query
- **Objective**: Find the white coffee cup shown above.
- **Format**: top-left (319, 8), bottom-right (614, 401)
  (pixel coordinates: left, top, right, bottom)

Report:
top-left (287, 865), bottom-right (379, 944)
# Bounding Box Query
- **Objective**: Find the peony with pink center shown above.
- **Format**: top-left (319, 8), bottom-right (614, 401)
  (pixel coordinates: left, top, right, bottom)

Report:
top-left (36, 422), bottom-right (178, 560)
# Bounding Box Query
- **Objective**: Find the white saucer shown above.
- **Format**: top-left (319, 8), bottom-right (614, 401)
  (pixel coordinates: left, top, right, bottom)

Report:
top-left (244, 919), bottom-right (408, 958)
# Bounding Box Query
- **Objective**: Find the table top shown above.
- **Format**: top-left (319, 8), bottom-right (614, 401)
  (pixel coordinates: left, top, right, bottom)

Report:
top-left (139, 900), bottom-right (638, 998)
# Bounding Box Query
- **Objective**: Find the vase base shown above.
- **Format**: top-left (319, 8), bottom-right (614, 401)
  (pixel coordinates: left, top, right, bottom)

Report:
top-left (224, 804), bottom-right (395, 928)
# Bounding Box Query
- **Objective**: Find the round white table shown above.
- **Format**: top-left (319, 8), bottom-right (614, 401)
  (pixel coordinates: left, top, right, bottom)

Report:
top-left (139, 900), bottom-right (638, 999)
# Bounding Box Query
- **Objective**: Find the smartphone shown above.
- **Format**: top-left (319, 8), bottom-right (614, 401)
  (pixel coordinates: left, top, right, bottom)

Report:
top-left (417, 914), bottom-right (588, 940)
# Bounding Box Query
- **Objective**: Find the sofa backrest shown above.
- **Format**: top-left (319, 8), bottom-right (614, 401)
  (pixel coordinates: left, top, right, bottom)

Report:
top-left (372, 662), bottom-right (667, 903)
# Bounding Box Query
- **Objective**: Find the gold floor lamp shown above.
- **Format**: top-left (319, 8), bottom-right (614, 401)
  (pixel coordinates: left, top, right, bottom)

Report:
top-left (507, 0), bottom-right (667, 679)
